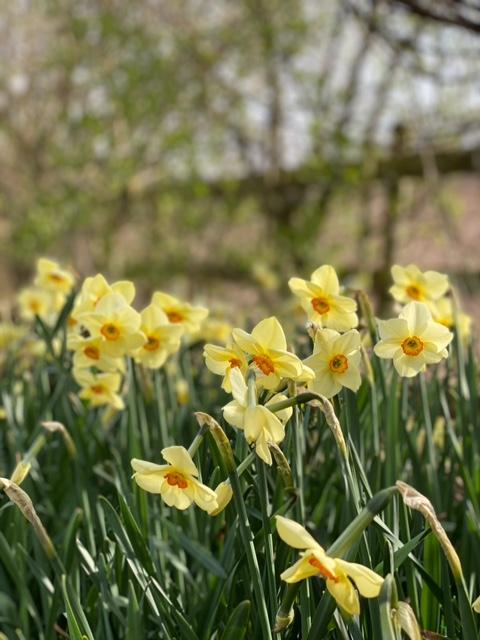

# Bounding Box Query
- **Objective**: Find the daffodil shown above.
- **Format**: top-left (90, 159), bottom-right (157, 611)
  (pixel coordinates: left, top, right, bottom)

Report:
top-left (304, 329), bottom-right (362, 398)
top-left (34, 258), bottom-right (75, 295)
top-left (374, 301), bottom-right (453, 377)
top-left (223, 368), bottom-right (292, 464)
top-left (390, 264), bottom-right (449, 307)
top-left (74, 369), bottom-right (125, 410)
top-left (232, 316), bottom-right (304, 390)
top-left (72, 274), bottom-right (135, 320)
top-left (79, 293), bottom-right (145, 357)
top-left (68, 334), bottom-right (125, 373)
top-left (152, 291), bottom-right (209, 334)
top-left (17, 287), bottom-right (62, 323)
top-left (288, 265), bottom-right (358, 331)
top-left (203, 339), bottom-right (248, 392)
top-left (134, 304), bottom-right (184, 369)
top-left (276, 515), bottom-right (384, 616)
top-left (131, 446), bottom-right (217, 512)
top-left (431, 297), bottom-right (472, 344)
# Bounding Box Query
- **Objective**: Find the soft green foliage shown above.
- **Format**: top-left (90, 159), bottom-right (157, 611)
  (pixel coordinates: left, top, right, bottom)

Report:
top-left (0, 300), bottom-right (479, 639)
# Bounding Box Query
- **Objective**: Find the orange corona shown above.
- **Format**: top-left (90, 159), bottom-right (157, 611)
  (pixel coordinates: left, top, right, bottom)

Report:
top-left (165, 472), bottom-right (188, 489)
top-left (253, 354), bottom-right (275, 376)
top-left (328, 354), bottom-right (348, 374)
top-left (311, 297), bottom-right (330, 315)
top-left (308, 556), bottom-right (338, 582)
top-left (401, 335), bottom-right (424, 356)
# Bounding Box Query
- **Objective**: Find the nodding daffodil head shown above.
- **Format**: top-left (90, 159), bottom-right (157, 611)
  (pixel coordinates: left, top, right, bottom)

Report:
top-left (276, 515), bottom-right (384, 616)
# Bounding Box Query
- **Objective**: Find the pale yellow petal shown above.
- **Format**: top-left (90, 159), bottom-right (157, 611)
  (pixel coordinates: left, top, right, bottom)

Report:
top-left (251, 317), bottom-right (286, 350)
top-left (334, 559), bottom-right (384, 598)
top-left (161, 446), bottom-right (198, 477)
top-left (275, 516), bottom-right (323, 550)
top-left (310, 265), bottom-right (340, 294)
top-left (326, 575), bottom-right (360, 615)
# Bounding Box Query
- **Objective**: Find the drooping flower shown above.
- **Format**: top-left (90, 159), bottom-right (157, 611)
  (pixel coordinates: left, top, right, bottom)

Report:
top-left (304, 329), bottom-right (362, 398)
top-left (276, 515), bottom-right (384, 616)
top-left (134, 304), bottom-right (184, 369)
top-left (389, 264), bottom-right (449, 307)
top-left (207, 481), bottom-right (234, 516)
top-left (152, 291), bottom-right (209, 334)
top-left (74, 369), bottom-right (125, 410)
top-left (131, 446), bottom-right (217, 512)
top-left (203, 339), bottom-right (248, 392)
top-left (374, 301), bottom-right (453, 377)
top-left (232, 316), bottom-right (304, 390)
top-left (34, 258), bottom-right (75, 295)
top-left (288, 265), bottom-right (358, 331)
top-left (223, 368), bottom-right (292, 464)
top-left (79, 293), bottom-right (145, 357)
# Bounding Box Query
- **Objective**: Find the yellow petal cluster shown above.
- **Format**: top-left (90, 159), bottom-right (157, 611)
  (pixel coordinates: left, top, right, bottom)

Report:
top-left (276, 516), bottom-right (384, 616)
top-left (223, 368), bottom-right (292, 465)
top-left (232, 316), bottom-right (306, 390)
top-left (133, 304), bottom-right (184, 369)
top-left (17, 258), bottom-right (75, 326)
top-left (374, 301), bottom-right (453, 377)
top-left (131, 446), bottom-right (217, 512)
top-left (390, 264), bottom-right (449, 307)
top-left (152, 291), bottom-right (209, 335)
top-left (304, 329), bottom-right (362, 398)
top-left (289, 265), bottom-right (358, 331)
top-left (203, 339), bottom-right (248, 392)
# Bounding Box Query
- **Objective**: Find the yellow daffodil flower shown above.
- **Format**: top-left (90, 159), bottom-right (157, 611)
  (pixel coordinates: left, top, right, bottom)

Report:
top-left (79, 293), bottom-right (145, 357)
top-left (34, 258), bottom-right (75, 295)
top-left (131, 446), bottom-right (217, 512)
top-left (276, 515), bottom-right (384, 616)
top-left (304, 329), bottom-right (362, 398)
top-left (134, 304), bottom-right (184, 369)
top-left (288, 265), bottom-right (358, 331)
top-left (17, 287), bottom-right (62, 324)
top-left (390, 264), bottom-right (449, 307)
top-left (223, 368), bottom-right (292, 464)
top-left (430, 297), bottom-right (472, 344)
top-left (203, 339), bottom-right (248, 392)
top-left (232, 316), bottom-right (304, 390)
top-left (68, 334), bottom-right (125, 373)
top-left (374, 301), bottom-right (453, 377)
top-left (74, 369), bottom-right (125, 410)
top-left (152, 291), bottom-right (209, 334)
top-left (0, 323), bottom-right (27, 350)
top-left (72, 274), bottom-right (135, 320)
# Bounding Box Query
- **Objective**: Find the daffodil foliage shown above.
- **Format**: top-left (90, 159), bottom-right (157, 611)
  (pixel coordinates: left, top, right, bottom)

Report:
top-left (0, 260), bottom-right (479, 639)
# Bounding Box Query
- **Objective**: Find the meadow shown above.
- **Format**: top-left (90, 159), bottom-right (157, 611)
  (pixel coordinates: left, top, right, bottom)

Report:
top-left (0, 259), bottom-right (479, 640)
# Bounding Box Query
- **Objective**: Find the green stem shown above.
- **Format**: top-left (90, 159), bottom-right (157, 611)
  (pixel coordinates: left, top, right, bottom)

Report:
top-left (229, 467), bottom-right (272, 640)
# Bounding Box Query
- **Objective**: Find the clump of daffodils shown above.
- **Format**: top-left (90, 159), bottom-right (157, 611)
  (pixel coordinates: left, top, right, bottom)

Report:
top-left (17, 258), bottom-right (75, 326)
top-left (68, 275), bottom-right (209, 411)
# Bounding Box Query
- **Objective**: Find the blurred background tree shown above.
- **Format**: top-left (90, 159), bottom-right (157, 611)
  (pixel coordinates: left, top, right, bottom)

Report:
top-left (1, 0), bottom-right (479, 312)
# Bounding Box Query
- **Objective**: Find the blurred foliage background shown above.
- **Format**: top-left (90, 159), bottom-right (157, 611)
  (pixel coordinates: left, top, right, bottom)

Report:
top-left (1, 0), bottom-right (480, 315)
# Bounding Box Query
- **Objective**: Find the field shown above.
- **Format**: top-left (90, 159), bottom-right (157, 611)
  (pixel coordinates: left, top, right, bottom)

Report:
top-left (0, 259), bottom-right (479, 640)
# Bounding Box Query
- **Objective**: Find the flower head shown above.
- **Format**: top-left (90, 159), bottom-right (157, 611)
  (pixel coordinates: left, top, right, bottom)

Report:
top-left (390, 265), bottom-right (449, 307)
top-left (431, 297), bottom-right (472, 345)
top-left (79, 293), bottom-right (145, 357)
top-left (304, 329), bottom-right (362, 398)
top-left (288, 265), bottom-right (358, 331)
top-left (203, 339), bottom-right (248, 392)
top-left (34, 258), bottom-right (75, 295)
top-left (374, 301), bottom-right (453, 377)
top-left (131, 446), bottom-right (217, 512)
top-left (152, 291), bottom-right (209, 334)
top-left (134, 304), bottom-right (184, 369)
top-left (232, 316), bottom-right (303, 390)
top-left (17, 287), bottom-right (63, 324)
top-left (72, 274), bottom-right (135, 321)
top-left (276, 515), bottom-right (384, 616)
top-left (74, 369), bottom-right (125, 410)
top-left (68, 334), bottom-right (125, 373)
top-left (223, 368), bottom-right (292, 464)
